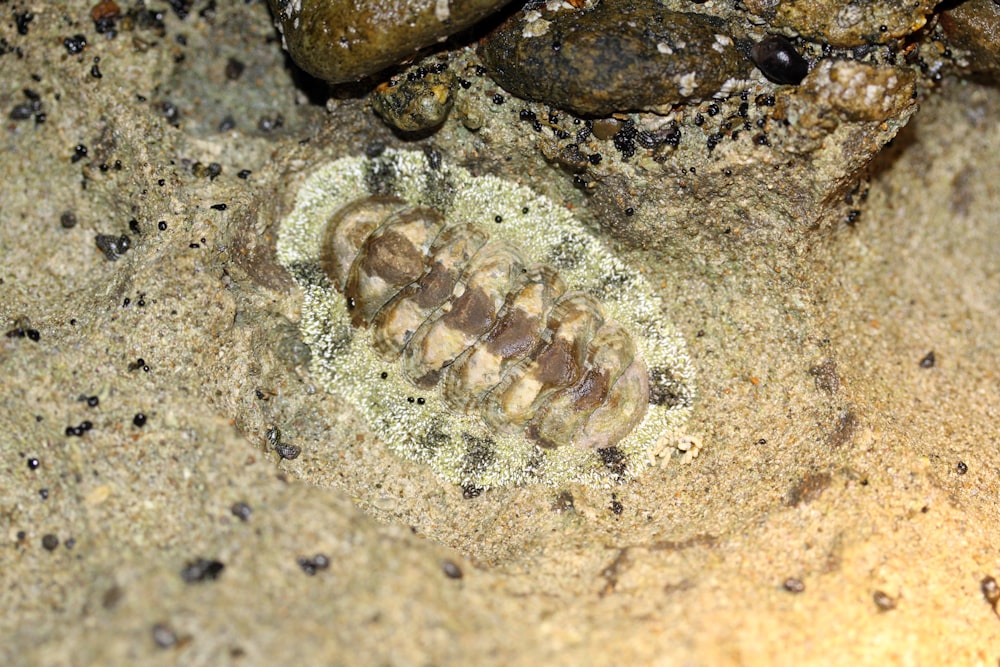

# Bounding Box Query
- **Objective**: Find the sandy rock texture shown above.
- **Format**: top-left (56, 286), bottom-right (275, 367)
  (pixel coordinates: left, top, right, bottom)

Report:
top-left (2, 1), bottom-right (1000, 665)
top-left (744, 0), bottom-right (938, 46)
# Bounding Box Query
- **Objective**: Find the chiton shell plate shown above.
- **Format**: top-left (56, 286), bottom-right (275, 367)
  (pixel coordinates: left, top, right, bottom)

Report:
top-left (276, 149), bottom-right (694, 490)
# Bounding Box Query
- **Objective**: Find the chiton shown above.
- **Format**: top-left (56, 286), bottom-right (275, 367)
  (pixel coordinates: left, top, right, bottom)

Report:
top-left (276, 149), bottom-right (694, 490)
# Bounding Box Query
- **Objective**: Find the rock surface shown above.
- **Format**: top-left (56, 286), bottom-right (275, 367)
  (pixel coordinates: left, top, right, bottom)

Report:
top-left (268, 0), bottom-right (512, 83)
top-left (744, 0), bottom-right (938, 47)
top-left (3, 1), bottom-right (1000, 665)
top-left (940, 0), bottom-right (1000, 80)
top-left (480, 1), bottom-right (751, 115)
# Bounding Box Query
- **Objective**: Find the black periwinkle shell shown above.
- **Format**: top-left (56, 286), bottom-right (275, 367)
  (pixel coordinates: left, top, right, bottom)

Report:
top-left (751, 36), bottom-right (809, 85)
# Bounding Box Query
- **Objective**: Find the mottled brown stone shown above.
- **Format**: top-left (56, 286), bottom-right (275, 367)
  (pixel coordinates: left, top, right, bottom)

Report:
top-left (268, 0), bottom-right (513, 84)
top-left (480, 0), bottom-right (750, 115)
top-left (941, 0), bottom-right (1000, 81)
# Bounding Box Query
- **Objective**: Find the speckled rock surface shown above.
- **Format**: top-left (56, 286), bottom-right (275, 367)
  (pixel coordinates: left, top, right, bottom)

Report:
top-left (369, 58), bottom-right (457, 132)
top-left (267, 0), bottom-right (513, 83)
top-left (745, 0), bottom-right (938, 46)
top-left (479, 0), bottom-right (751, 115)
top-left (3, 1), bottom-right (1000, 666)
top-left (941, 0), bottom-right (1000, 80)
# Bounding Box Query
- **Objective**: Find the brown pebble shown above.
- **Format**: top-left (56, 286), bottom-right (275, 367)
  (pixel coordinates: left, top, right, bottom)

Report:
top-left (90, 0), bottom-right (120, 22)
top-left (480, 0), bottom-right (750, 115)
top-left (268, 0), bottom-right (511, 84)
top-left (590, 118), bottom-right (622, 141)
top-left (441, 559), bottom-right (463, 579)
top-left (982, 575), bottom-right (1000, 607)
top-left (872, 590), bottom-right (896, 611)
top-left (370, 60), bottom-right (455, 132)
top-left (783, 577), bottom-right (805, 593)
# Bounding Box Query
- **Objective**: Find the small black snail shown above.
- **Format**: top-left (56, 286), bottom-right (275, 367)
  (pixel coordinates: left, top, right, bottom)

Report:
top-left (751, 36), bottom-right (809, 85)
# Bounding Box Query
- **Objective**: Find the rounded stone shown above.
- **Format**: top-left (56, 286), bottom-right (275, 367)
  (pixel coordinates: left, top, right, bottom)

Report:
top-left (267, 0), bottom-right (512, 84)
top-left (940, 0), bottom-right (1000, 80)
top-left (479, 0), bottom-right (751, 116)
top-left (370, 62), bottom-right (456, 132)
top-left (744, 0), bottom-right (937, 47)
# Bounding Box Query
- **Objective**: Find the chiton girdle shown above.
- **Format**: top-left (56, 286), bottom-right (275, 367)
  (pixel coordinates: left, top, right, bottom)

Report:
top-left (276, 149), bottom-right (695, 489)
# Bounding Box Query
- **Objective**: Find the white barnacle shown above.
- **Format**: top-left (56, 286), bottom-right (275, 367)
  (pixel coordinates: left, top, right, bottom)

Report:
top-left (714, 77), bottom-right (754, 98)
top-left (678, 72), bottom-right (698, 97)
top-left (835, 4), bottom-right (864, 29)
top-left (522, 11), bottom-right (551, 38)
top-left (656, 42), bottom-right (673, 55)
top-left (434, 0), bottom-right (450, 22)
top-left (712, 34), bottom-right (732, 53)
top-left (275, 150), bottom-right (695, 490)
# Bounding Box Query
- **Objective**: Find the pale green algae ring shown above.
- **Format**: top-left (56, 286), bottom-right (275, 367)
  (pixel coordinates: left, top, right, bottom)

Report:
top-left (276, 149), bottom-right (695, 492)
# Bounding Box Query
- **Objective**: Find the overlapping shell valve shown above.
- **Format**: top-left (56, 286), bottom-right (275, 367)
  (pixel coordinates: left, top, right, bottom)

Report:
top-left (323, 194), bottom-right (651, 453)
top-left (276, 150), bottom-right (695, 490)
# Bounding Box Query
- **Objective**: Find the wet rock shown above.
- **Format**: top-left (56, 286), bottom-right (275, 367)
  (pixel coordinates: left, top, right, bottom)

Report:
top-left (804, 60), bottom-right (916, 123)
top-left (370, 59), bottom-right (455, 132)
top-left (267, 0), bottom-right (512, 84)
top-left (479, 0), bottom-right (751, 116)
top-left (773, 60), bottom-right (917, 153)
top-left (940, 0), bottom-right (1000, 81)
top-left (744, 0), bottom-right (937, 48)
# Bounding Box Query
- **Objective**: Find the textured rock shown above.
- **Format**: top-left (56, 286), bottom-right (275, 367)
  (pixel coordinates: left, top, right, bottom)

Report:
top-left (796, 59), bottom-right (916, 122)
top-left (774, 60), bottom-right (918, 153)
top-left (940, 0), bottom-right (1000, 81)
top-left (480, 0), bottom-right (751, 115)
top-left (267, 0), bottom-right (512, 83)
top-left (744, 0), bottom-right (937, 47)
top-left (370, 60), bottom-right (456, 132)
